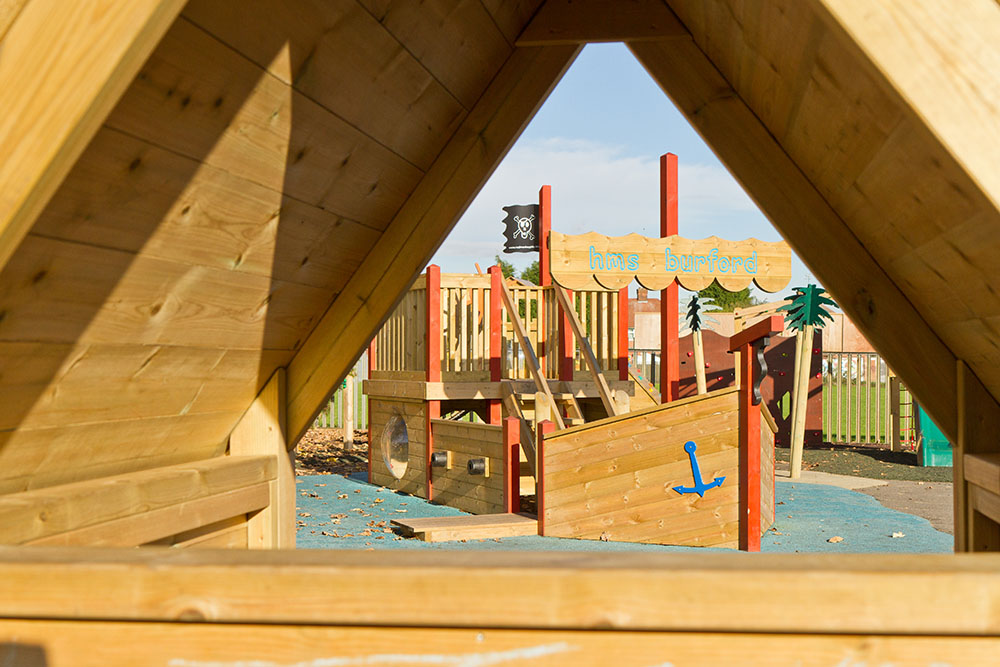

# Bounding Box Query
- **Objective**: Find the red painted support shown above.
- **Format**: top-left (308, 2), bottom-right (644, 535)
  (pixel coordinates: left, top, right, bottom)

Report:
top-left (660, 153), bottom-right (680, 402)
top-left (502, 417), bottom-right (521, 514)
top-left (618, 287), bottom-right (629, 381)
top-left (425, 265), bottom-right (441, 502)
top-left (729, 315), bottom-right (783, 552)
top-left (538, 186), bottom-right (551, 368)
top-left (558, 296), bottom-right (574, 381)
top-left (488, 266), bottom-right (503, 424)
top-left (367, 337), bottom-right (376, 483)
top-left (535, 419), bottom-right (555, 535)
top-left (539, 185), bottom-right (551, 286)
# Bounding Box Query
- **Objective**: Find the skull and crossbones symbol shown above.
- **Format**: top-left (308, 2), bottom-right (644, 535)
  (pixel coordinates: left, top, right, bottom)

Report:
top-left (513, 214), bottom-right (535, 240)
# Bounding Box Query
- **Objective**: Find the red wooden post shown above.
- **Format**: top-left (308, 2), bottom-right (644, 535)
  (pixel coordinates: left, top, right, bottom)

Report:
top-left (489, 266), bottom-right (503, 424)
top-left (425, 265), bottom-right (441, 502)
top-left (538, 185), bottom-right (551, 369)
top-left (367, 337), bottom-right (376, 483)
top-left (618, 287), bottom-right (629, 381)
top-left (502, 417), bottom-right (521, 513)
top-left (729, 315), bottom-right (783, 552)
top-left (539, 185), bottom-right (551, 286)
top-left (660, 153), bottom-right (680, 403)
top-left (558, 299), bottom-right (574, 381)
top-left (536, 419), bottom-right (555, 535)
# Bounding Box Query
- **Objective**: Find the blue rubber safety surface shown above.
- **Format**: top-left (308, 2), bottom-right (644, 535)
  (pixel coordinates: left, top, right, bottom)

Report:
top-left (295, 473), bottom-right (952, 553)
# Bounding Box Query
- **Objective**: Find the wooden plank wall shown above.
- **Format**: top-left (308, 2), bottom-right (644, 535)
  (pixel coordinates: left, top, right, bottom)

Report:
top-left (428, 419), bottom-right (505, 515)
top-left (369, 398), bottom-right (427, 498)
top-left (541, 388), bottom-right (742, 548)
top-left (0, 455), bottom-right (274, 547)
top-left (0, 0), bottom-right (536, 500)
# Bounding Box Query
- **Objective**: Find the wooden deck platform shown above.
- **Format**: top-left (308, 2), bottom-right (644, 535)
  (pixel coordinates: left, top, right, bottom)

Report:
top-left (391, 513), bottom-right (538, 542)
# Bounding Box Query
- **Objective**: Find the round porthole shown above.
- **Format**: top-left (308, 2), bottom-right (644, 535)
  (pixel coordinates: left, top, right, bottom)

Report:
top-left (381, 413), bottom-right (409, 479)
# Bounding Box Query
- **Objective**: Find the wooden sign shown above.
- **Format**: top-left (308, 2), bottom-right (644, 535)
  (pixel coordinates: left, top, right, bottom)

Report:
top-left (549, 232), bottom-right (792, 292)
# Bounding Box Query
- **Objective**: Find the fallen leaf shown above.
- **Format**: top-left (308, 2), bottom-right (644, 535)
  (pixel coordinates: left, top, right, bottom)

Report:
top-left (298, 512), bottom-right (311, 517)
top-left (599, 532), bottom-right (611, 542)
top-left (337, 494), bottom-right (348, 499)
top-left (891, 532), bottom-right (905, 538)
top-left (354, 490), bottom-right (362, 494)
top-left (395, 509), bottom-right (407, 513)
top-left (827, 536), bottom-right (844, 543)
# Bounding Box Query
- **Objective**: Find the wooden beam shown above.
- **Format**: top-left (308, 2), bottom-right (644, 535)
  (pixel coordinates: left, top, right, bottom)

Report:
top-left (4, 620), bottom-right (1000, 665)
top-left (553, 285), bottom-right (619, 417)
top-left (815, 0), bottom-right (1000, 225)
top-left (0, 456), bottom-right (274, 546)
top-left (285, 44), bottom-right (580, 443)
top-left (29, 484), bottom-right (268, 547)
top-left (230, 369), bottom-right (295, 549)
top-left (0, 0), bottom-right (185, 273)
top-left (499, 282), bottom-right (565, 429)
top-left (516, 0), bottom-right (688, 46)
top-left (957, 361), bottom-right (1000, 552)
top-left (629, 32), bottom-right (958, 442)
top-left (2, 549), bottom-right (1000, 637)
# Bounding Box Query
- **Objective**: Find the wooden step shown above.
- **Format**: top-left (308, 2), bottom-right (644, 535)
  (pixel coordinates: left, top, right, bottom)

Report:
top-left (391, 513), bottom-right (538, 543)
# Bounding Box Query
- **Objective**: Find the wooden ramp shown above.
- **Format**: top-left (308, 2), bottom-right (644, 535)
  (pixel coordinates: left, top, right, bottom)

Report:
top-left (392, 513), bottom-right (538, 543)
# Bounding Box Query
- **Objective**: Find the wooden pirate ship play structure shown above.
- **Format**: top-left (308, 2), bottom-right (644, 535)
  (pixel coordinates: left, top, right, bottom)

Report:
top-left (372, 156), bottom-right (793, 549)
top-left (1, 0), bottom-right (1000, 662)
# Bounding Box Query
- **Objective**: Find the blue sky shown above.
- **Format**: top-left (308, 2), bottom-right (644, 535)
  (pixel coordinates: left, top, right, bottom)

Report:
top-left (432, 43), bottom-right (817, 299)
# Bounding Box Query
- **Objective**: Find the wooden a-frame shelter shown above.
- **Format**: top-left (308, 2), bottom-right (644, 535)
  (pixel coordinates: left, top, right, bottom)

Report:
top-left (0, 0), bottom-right (999, 662)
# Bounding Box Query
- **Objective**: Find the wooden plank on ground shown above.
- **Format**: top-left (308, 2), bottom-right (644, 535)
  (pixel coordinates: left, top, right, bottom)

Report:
top-left (391, 513), bottom-right (538, 542)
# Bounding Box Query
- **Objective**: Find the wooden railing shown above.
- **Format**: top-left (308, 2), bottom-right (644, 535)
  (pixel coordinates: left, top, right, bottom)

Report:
top-left (372, 267), bottom-right (627, 382)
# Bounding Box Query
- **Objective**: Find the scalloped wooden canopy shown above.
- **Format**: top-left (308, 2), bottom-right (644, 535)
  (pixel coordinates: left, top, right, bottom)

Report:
top-left (0, 0), bottom-right (997, 518)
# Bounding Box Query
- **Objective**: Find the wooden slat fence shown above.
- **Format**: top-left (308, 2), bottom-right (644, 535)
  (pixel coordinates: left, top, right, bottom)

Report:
top-left (822, 352), bottom-right (917, 450)
top-left (313, 353), bottom-right (368, 430)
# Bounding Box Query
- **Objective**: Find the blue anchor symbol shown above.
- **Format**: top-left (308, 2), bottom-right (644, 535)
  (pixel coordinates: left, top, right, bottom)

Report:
top-left (673, 441), bottom-right (725, 497)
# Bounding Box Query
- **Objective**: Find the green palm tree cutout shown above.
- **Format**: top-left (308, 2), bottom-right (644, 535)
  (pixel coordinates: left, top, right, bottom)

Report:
top-left (778, 284), bottom-right (836, 331)
top-left (686, 294), bottom-right (702, 333)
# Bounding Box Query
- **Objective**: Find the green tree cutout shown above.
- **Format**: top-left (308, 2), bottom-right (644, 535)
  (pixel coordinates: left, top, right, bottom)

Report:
top-left (778, 284), bottom-right (836, 479)
top-left (686, 294), bottom-right (703, 332)
top-left (778, 284), bottom-right (837, 330)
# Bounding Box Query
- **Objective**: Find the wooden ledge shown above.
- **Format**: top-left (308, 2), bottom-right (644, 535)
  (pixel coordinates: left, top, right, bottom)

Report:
top-left (0, 455), bottom-right (275, 545)
top-left (0, 550), bottom-right (998, 637)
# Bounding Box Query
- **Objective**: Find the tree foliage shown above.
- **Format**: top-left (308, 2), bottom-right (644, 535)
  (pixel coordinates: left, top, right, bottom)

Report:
top-left (494, 254), bottom-right (516, 279)
top-left (697, 280), bottom-right (757, 312)
top-left (519, 260), bottom-right (540, 285)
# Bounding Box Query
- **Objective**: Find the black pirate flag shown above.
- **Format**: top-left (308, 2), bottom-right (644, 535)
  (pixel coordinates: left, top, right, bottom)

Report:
top-left (501, 204), bottom-right (540, 253)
